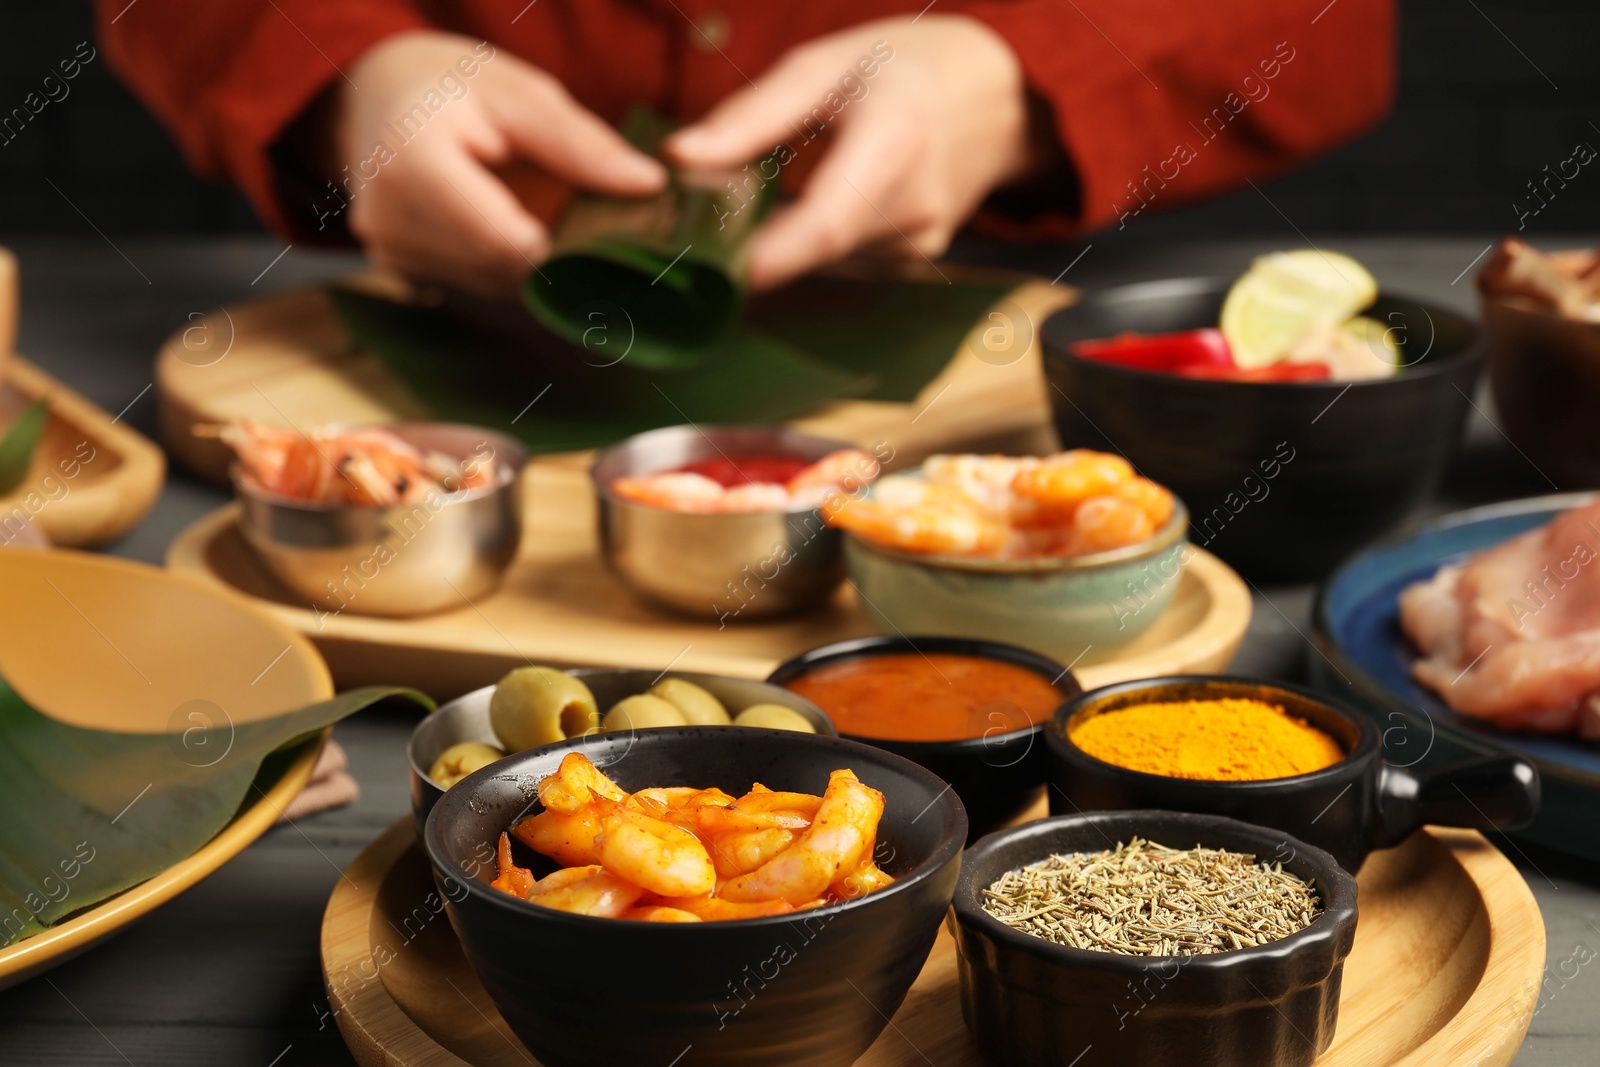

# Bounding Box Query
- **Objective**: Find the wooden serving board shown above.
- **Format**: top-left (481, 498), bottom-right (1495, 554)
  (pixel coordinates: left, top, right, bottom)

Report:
top-left (321, 812), bottom-right (1545, 1067)
top-left (0, 357), bottom-right (165, 547)
top-left (164, 482), bottom-right (1251, 699)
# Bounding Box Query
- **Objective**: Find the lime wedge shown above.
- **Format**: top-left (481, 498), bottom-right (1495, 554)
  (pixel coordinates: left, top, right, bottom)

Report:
top-left (1221, 250), bottom-right (1379, 368)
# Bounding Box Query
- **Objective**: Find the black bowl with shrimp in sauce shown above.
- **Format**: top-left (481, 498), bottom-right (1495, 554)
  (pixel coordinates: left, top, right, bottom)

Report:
top-left (425, 727), bottom-right (967, 1067)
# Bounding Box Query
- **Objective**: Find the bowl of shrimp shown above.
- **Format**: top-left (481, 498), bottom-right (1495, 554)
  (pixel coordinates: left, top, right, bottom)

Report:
top-left (591, 423), bottom-right (883, 620)
top-left (824, 451), bottom-right (1188, 663)
top-left (220, 420), bottom-right (526, 617)
top-left (424, 726), bottom-right (967, 1067)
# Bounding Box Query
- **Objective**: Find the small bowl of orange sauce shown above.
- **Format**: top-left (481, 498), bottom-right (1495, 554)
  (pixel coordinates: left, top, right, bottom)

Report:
top-left (768, 636), bottom-right (1081, 838)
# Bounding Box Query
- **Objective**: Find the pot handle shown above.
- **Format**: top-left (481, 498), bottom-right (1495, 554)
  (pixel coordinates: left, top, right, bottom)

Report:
top-left (1374, 755), bottom-right (1540, 848)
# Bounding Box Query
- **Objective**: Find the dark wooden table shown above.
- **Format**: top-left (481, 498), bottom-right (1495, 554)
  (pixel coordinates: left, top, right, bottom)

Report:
top-left (0, 236), bottom-right (1594, 1066)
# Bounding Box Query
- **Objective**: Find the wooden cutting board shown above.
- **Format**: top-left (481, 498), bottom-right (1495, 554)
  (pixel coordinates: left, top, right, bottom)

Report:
top-left (321, 813), bottom-right (1545, 1067)
top-left (0, 357), bottom-right (165, 547)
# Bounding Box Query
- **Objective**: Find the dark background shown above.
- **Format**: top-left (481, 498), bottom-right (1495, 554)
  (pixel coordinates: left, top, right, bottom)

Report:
top-left (1, 0), bottom-right (1596, 242)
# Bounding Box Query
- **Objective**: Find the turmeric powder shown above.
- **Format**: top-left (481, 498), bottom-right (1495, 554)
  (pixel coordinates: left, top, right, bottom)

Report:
top-left (1068, 698), bottom-right (1344, 781)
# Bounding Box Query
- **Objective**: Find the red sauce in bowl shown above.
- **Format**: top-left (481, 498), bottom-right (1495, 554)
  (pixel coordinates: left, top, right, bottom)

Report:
top-left (674, 454), bottom-right (810, 487)
top-left (783, 653), bottom-right (1064, 742)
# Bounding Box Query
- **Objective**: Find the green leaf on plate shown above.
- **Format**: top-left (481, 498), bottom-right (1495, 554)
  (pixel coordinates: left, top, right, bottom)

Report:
top-left (0, 400), bottom-right (48, 496)
top-left (0, 680), bottom-right (433, 947)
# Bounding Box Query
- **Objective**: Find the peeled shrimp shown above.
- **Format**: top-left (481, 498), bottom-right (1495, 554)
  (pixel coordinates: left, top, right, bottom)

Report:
top-left (721, 770), bottom-right (885, 905)
top-left (1070, 496), bottom-right (1156, 553)
top-left (825, 478), bottom-right (1008, 556)
top-left (512, 806), bottom-right (605, 868)
top-left (706, 828), bottom-right (798, 879)
top-left (621, 905), bottom-right (703, 923)
top-left (538, 752), bottom-right (626, 814)
top-left (922, 454), bottom-right (1038, 512)
top-left (787, 449), bottom-right (880, 506)
top-left (525, 865), bottom-right (643, 917)
top-left (1010, 451), bottom-right (1135, 526)
top-left (832, 858), bottom-right (896, 901)
top-left (599, 805), bottom-right (717, 897)
top-left (490, 832), bottom-right (537, 898)
top-left (649, 893), bottom-right (796, 920)
top-left (610, 472), bottom-right (727, 513)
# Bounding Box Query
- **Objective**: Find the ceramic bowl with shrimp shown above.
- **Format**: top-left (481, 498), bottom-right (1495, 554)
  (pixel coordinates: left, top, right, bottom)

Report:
top-left (424, 727), bottom-right (967, 1067)
top-left (591, 423), bottom-right (882, 620)
top-left (227, 421), bottom-right (526, 617)
top-left (841, 489), bottom-right (1188, 667)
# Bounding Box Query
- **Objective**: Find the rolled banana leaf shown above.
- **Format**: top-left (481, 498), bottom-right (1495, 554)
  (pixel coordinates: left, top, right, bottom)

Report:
top-left (0, 399), bottom-right (47, 495)
top-left (0, 680), bottom-right (432, 946)
top-left (520, 109), bottom-right (770, 370)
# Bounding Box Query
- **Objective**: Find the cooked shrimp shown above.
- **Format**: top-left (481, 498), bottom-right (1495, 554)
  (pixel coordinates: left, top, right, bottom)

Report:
top-left (706, 828), bottom-right (797, 880)
top-left (721, 770), bottom-right (886, 905)
top-left (731, 789), bottom-right (824, 819)
top-left (650, 893), bottom-right (796, 920)
top-left (716, 483), bottom-right (794, 513)
top-left (490, 832), bottom-right (537, 899)
top-left (526, 866), bottom-right (643, 918)
top-left (1109, 476), bottom-right (1175, 529)
top-left (1011, 451), bottom-right (1135, 526)
top-left (538, 752), bottom-right (625, 815)
top-left (599, 805), bottom-right (716, 897)
top-left (825, 479), bottom-right (1008, 556)
top-left (832, 858), bottom-right (895, 901)
top-left (1070, 495), bottom-right (1156, 552)
top-left (787, 449), bottom-right (880, 505)
top-left (610, 472), bottom-right (726, 512)
top-left (922, 454), bottom-right (1038, 512)
top-left (621, 905), bottom-right (703, 923)
top-left (693, 803), bottom-right (813, 836)
top-left (512, 807), bottom-right (605, 868)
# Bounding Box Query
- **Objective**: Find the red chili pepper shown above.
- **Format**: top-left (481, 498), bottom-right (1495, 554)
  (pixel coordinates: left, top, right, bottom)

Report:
top-left (1070, 328), bottom-right (1235, 372)
top-left (1177, 361), bottom-right (1333, 382)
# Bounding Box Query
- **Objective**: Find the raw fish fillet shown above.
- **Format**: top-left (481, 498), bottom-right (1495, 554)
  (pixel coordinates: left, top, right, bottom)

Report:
top-left (1399, 500), bottom-right (1600, 738)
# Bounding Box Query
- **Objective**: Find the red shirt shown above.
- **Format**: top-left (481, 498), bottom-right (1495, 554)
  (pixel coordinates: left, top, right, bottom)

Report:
top-left (94, 0), bottom-right (1394, 241)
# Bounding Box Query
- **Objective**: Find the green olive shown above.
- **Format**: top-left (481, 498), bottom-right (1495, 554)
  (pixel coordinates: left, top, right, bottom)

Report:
top-left (648, 677), bottom-right (731, 725)
top-left (489, 666), bottom-right (599, 751)
top-left (603, 694), bottom-right (689, 732)
top-left (428, 741), bottom-right (506, 788)
top-left (732, 704), bottom-right (817, 733)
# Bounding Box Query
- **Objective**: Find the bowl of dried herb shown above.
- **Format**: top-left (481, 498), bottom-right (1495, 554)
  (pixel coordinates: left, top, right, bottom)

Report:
top-left (948, 809), bottom-right (1358, 1067)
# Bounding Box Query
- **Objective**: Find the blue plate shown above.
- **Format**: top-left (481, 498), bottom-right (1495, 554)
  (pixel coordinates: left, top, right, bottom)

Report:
top-left (1312, 492), bottom-right (1600, 860)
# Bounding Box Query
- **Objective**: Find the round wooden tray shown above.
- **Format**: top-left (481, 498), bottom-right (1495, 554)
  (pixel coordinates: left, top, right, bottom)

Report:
top-left (322, 811), bottom-right (1543, 1067)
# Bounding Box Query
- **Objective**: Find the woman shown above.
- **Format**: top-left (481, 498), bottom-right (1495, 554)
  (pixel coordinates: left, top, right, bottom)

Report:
top-left (97, 1), bottom-right (1392, 296)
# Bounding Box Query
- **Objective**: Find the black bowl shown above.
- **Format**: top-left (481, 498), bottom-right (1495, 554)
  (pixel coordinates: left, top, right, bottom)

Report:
top-left (424, 727), bottom-right (967, 1067)
top-left (766, 635), bottom-right (1081, 841)
top-left (1047, 676), bottom-right (1538, 871)
top-left (950, 810), bottom-right (1359, 1067)
top-left (1040, 277), bottom-right (1483, 581)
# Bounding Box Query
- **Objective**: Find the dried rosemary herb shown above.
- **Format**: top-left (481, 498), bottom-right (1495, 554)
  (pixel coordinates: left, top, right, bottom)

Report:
top-left (981, 838), bottom-right (1322, 956)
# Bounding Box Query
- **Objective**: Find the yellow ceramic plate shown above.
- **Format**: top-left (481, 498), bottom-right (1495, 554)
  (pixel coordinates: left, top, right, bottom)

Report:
top-left (0, 548), bottom-right (333, 990)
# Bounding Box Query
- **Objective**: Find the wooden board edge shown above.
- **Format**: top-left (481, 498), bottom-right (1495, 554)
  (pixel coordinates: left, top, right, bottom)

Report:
top-left (5, 357), bottom-right (166, 547)
top-left (322, 820), bottom-right (469, 1067)
top-left (1392, 828), bottom-right (1545, 1067)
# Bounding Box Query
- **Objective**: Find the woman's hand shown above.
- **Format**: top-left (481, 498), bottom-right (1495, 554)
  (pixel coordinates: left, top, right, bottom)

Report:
top-left (336, 31), bottom-right (666, 297)
top-left (666, 15), bottom-right (1036, 290)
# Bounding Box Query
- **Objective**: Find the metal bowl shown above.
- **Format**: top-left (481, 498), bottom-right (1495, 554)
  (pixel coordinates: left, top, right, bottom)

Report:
top-left (407, 667), bottom-right (838, 835)
top-left (234, 422), bottom-right (526, 618)
top-left (591, 424), bottom-right (860, 620)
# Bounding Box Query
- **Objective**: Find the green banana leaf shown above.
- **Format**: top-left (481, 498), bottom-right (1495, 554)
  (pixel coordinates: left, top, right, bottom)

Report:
top-left (0, 681), bottom-right (432, 947)
top-left (332, 267), bottom-right (1018, 454)
top-left (0, 400), bottom-right (48, 496)
top-left (522, 109), bottom-right (769, 369)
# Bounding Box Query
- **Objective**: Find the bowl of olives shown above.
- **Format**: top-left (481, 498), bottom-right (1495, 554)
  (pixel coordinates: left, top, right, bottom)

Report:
top-left (407, 665), bottom-right (837, 835)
